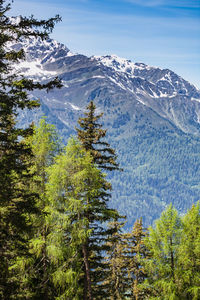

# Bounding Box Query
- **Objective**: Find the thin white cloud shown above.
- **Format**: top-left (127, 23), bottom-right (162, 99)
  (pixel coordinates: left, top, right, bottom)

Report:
top-left (125, 0), bottom-right (164, 7)
top-left (125, 0), bottom-right (200, 8)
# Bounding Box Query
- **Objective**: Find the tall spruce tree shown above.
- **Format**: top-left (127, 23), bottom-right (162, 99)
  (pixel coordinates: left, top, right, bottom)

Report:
top-left (0, 2), bottom-right (61, 298)
top-left (76, 101), bottom-right (122, 298)
top-left (76, 100), bottom-right (119, 171)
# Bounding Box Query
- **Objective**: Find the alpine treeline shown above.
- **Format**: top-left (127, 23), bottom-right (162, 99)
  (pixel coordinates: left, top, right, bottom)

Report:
top-left (0, 1), bottom-right (200, 299)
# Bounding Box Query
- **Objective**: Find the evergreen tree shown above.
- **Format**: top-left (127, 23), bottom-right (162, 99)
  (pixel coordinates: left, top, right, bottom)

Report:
top-left (104, 220), bottom-right (128, 300)
top-left (0, 2), bottom-right (61, 298)
top-left (128, 219), bottom-right (148, 300)
top-left (76, 101), bottom-right (123, 298)
top-left (104, 218), bottom-right (148, 299)
top-left (142, 204), bottom-right (182, 299)
top-left (76, 100), bottom-right (119, 171)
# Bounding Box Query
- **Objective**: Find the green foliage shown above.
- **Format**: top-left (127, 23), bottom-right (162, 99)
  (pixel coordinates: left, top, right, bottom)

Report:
top-left (31, 117), bottom-right (61, 168)
top-left (110, 131), bottom-right (200, 228)
top-left (103, 220), bottom-right (129, 299)
top-left (46, 137), bottom-right (119, 299)
top-left (103, 218), bottom-right (149, 299)
top-left (142, 204), bottom-right (182, 299)
top-left (126, 219), bottom-right (148, 300)
top-left (140, 203), bottom-right (200, 299)
top-left (15, 118), bottom-right (62, 299)
top-left (76, 100), bottom-right (123, 298)
top-left (76, 100), bottom-right (120, 171)
top-left (0, 1), bottom-right (61, 298)
top-left (177, 202), bottom-right (200, 299)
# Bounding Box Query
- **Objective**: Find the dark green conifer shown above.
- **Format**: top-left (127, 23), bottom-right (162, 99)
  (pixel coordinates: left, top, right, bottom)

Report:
top-left (76, 100), bottom-right (119, 171)
top-left (0, 1), bottom-right (61, 298)
top-left (76, 101), bottom-right (122, 298)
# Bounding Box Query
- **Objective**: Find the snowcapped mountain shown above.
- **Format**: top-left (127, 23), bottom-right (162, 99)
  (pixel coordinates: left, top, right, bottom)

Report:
top-left (10, 36), bottom-right (73, 78)
top-left (11, 36), bottom-right (200, 227)
top-left (94, 54), bottom-right (199, 99)
top-left (11, 37), bottom-right (200, 134)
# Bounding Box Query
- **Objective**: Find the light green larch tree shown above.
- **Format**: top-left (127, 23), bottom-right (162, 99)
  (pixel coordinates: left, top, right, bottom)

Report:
top-left (46, 137), bottom-right (119, 299)
top-left (18, 118), bottom-right (61, 299)
top-left (142, 204), bottom-right (182, 299)
top-left (177, 202), bottom-right (200, 299)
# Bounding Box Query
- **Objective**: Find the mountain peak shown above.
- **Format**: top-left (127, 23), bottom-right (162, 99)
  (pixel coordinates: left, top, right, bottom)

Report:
top-left (92, 54), bottom-right (155, 76)
top-left (8, 36), bottom-right (77, 79)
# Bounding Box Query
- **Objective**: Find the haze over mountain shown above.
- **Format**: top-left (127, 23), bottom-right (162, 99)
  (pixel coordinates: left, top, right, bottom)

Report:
top-left (11, 36), bottom-right (200, 227)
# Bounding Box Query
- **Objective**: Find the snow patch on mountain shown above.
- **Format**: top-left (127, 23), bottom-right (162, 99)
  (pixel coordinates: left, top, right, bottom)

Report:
top-left (107, 75), bottom-right (127, 91)
top-left (14, 59), bottom-right (57, 78)
top-left (69, 103), bottom-right (81, 111)
top-left (92, 54), bottom-right (156, 77)
top-left (7, 35), bottom-right (76, 76)
top-left (191, 97), bottom-right (200, 102)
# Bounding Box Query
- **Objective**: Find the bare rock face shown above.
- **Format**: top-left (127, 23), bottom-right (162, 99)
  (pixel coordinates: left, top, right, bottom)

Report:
top-left (12, 36), bottom-right (200, 228)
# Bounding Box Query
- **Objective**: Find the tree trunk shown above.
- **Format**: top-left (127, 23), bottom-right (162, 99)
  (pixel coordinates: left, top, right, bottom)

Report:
top-left (42, 226), bottom-right (49, 300)
top-left (169, 236), bottom-right (175, 281)
top-left (82, 244), bottom-right (92, 300)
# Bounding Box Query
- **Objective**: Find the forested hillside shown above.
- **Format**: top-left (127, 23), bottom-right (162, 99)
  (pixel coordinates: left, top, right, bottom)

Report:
top-left (110, 129), bottom-right (200, 227)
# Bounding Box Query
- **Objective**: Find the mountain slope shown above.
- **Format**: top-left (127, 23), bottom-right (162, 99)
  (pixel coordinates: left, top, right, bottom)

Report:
top-left (11, 36), bottom-right (200, 227)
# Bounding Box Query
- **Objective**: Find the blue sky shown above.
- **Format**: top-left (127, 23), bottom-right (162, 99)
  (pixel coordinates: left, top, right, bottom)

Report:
top-left (10, 0), bottom-right (200, 88)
